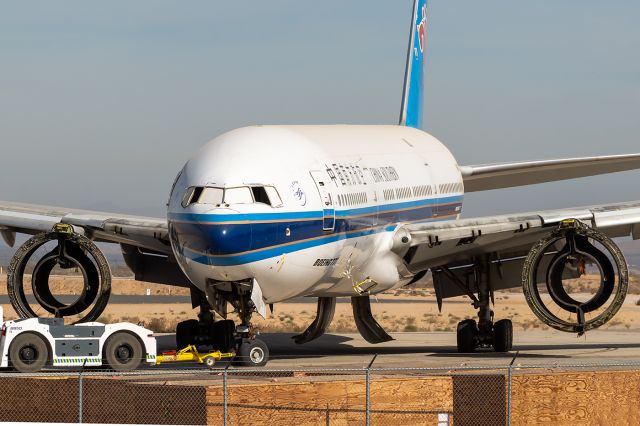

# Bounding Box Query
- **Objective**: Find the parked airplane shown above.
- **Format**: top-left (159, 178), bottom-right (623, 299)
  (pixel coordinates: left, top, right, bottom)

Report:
top-left (2, 0), bottom-right (640, 364)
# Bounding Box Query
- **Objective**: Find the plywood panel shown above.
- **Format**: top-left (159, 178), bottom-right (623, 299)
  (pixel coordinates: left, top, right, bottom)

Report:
top-left (207, 376), bottom-right (453, 426)
top-left (511, 370), bottom-right (640, 426)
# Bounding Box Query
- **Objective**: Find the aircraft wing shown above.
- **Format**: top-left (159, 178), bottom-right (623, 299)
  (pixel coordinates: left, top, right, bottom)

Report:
top-left (460, 153), bottom-right (640, 192)
top-left (398, 201), bottom-right (640, 295)
top-left (0, 201), bottom-right (170, 253)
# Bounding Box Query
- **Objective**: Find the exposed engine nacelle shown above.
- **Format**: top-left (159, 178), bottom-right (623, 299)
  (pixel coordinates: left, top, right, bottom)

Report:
top-left (7, 224), bottom-right (111, 323)
top-left (522, 219), bottom-right (628, 334)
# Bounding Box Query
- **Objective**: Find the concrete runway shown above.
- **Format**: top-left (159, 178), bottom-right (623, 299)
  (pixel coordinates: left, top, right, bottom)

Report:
top-left (155, 329), bottom-right (640, 370)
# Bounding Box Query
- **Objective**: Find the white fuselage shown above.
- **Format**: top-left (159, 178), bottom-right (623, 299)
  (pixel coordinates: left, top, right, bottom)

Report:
top-left (167, 125), bottom-right (463, 303)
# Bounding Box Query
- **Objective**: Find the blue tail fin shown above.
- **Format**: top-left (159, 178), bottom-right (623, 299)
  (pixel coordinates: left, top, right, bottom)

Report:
top-left (399, 0), bottom-right (428, 129)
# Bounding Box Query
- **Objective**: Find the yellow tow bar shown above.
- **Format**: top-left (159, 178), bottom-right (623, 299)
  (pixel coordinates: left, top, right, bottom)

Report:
top-left (156, 345), bottom-right (234, 368)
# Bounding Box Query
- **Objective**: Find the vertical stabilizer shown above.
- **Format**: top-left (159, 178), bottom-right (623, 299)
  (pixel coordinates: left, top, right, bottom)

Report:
top-left (399, 0), bottom-right (428, 129)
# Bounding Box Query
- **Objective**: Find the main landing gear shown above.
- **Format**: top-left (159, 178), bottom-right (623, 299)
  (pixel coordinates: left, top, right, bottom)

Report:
top-left (445, 256), bottom-right (513, 353)
top-left (456, 318), bottom-right (513, 354)
top-left (175, 287), bottom-right (269, 367)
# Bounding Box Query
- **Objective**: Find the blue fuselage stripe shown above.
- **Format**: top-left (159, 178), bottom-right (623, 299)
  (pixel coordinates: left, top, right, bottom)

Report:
top-left (168, 196), bottom-right (463, 223)
top-left (169, 196), bottom-right (463, 266)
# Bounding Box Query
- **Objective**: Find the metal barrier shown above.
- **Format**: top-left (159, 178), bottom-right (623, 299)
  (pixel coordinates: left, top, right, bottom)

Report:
top-left (2, 358), bottom-right (640, 425)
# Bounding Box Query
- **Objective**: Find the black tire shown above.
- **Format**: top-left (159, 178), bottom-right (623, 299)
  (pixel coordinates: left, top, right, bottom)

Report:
top-left (104, 332), bottom-right (143, 372)
top-left (493, 319), bottom-right (513, 352)
top-left (210, 320), bottom-right (236, 352)
top-left (456, 319), bottom-right (477, 353)
top-left (236, 339), bottom-right (269, 367)
top-left (176, 319), bottom-right (198, 350)
top-left (9, 333), bottom-right (49, 373)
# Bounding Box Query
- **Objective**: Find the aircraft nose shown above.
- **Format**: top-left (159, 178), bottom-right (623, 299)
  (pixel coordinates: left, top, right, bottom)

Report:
top-left (169, 210), bottom-right (252, 262)
top-left (206, 217), bottom-right (252, 256)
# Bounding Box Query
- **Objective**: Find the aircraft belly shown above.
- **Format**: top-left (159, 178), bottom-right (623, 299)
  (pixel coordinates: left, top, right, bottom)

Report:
top-left (178, 225), bottom-right (423, 300)
top-left (251, 242), bottom-right (344, 302)
top-left (291, 232), bottom-right (407, 297)
top-left (240, 233), bottom-right (387, 302)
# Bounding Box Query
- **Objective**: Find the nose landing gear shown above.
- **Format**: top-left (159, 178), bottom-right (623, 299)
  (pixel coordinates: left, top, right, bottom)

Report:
top-left (175, 286), bottom-right (270, 367)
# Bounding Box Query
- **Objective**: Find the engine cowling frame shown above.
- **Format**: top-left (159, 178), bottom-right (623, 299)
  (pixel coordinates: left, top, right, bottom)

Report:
top-left (7, 225), bottom-right (112, 323)
top-left (522, 219), bottom-right (628, 334)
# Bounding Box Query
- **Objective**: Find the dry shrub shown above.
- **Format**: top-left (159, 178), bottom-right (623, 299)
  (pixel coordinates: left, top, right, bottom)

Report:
top-left (144, 317), bottom-right (180, 333)
top-left (424, 315), bottom-right (438, 324)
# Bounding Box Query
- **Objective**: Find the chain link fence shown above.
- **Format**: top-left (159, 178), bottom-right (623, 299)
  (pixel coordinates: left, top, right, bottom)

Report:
top-left (2, 358), bottom-right (640, 425)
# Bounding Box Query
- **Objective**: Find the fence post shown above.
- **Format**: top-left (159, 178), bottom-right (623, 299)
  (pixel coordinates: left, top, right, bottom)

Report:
top-left (78, 359), bottom-right (87, 424)
top-left (223, 364), bottom-right (230, 426)
top-left (366, 354), bottom-right (378, 426)
top-left (507, 352), bottom-right (518, 426)
top-left (326, 403), bottom-right (330, 426)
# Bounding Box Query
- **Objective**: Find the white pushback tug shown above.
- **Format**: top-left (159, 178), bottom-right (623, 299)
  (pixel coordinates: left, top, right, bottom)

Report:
top-left (0, 307), bottom-right (157, 373)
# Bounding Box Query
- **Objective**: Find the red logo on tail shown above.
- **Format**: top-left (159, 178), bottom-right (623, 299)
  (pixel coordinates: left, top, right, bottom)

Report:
top-left (417, 4), bottom-right (427, 53)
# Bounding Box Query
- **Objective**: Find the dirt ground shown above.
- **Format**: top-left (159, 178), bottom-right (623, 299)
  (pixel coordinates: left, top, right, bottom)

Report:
top-left (1, 274), bottom-right (639, 334)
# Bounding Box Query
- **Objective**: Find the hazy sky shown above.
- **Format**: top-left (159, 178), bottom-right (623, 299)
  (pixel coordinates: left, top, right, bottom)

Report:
top-left (1, 0), bottom-right (639, 218)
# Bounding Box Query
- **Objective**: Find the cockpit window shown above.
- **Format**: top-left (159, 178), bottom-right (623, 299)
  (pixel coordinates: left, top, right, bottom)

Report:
top-left (251, 186), bottom-right (283, 207)
top-left (182, 185), bottom-right (283, 208)
top-left (181, 186), bottom-right (203, 208)
top-left (264, 186), bottom-right (283, 207)
top-left (199, 187), bottom-right (224, 205)
top-left (251, 186), bottom-right (270, 204)
top-left (223, 187), bottom-right (253, 204)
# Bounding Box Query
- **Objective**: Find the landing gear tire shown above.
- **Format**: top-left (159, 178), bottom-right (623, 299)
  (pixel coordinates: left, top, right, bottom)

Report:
top-left (104, 332), bottom-right (143, 372)
top-left (10, 333), bottom-right (49, 373)
top-left (210, 319), bottom-right (235, 352)
top-left (176, 319), bottom-right (198, 350)
top-left (236, 339), bottom-right (269, 367)
top-left (456, 319), bottom-right (478, 353)
top-left (492, 319), bottom-right (513, 353)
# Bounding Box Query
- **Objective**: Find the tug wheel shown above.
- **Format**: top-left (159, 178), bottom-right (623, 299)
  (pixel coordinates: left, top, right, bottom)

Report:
top-left (10, 333), bottom-right (49, 373)
top-left (104, 332), bottom-right (143, 372)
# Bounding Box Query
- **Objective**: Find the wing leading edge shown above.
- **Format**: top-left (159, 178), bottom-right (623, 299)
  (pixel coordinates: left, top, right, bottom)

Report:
top-left (460, 153), bottom-right (640, 192)
top-left (0, 201), bottom-right (170, 253)
top-left (398, 200), bottom-right (640, 274)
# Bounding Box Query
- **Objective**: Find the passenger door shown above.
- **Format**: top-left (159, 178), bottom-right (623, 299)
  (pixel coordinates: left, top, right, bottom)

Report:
top-left (310, 170), bottom-right (336, 232)
top-left (422, 162), bottom-right (441, 220)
